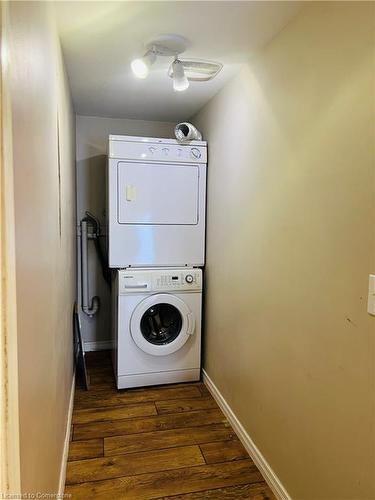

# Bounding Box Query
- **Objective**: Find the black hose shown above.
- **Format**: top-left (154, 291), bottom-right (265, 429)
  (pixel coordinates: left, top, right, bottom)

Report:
top-left (82, 212), bottom-right (111, 288)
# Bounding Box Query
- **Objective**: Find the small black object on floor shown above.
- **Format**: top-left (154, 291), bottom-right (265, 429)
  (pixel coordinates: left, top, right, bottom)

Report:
top-left (73, 303), bottom-right (90, 390)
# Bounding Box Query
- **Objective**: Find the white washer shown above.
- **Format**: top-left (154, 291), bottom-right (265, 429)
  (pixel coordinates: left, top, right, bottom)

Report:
top-left (107, 135), bottom-right (207, 268)
top-left (113, 268), bottom-right (202, 389)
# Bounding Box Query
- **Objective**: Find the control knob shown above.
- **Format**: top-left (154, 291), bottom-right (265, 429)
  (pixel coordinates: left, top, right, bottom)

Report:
top-left (191, 147), bottom-right (201, 159)
top-left (185, 274), bottom-right (194, 284)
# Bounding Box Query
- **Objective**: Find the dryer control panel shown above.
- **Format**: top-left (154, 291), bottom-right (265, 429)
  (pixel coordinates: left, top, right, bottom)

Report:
top-left (109, 135), bottom-right (207, 164)
top-left (119, 268), bottom-right (202, 294)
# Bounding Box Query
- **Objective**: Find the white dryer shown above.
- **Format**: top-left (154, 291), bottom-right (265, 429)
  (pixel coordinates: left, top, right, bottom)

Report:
top-left (113, 268), bottom-right (202, 389)
top-left (107, 135), bottom-right (207, 268)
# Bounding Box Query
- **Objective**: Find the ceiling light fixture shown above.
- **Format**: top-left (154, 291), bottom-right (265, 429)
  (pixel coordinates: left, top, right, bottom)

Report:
top-left (131, 35), bottom-right (188, 81)
top-left (130, 35), bottom-right (222, 91)
top-left (171, 59), bottom-right (189, 92)
top-left (131, 48), bottom-right (157, 79)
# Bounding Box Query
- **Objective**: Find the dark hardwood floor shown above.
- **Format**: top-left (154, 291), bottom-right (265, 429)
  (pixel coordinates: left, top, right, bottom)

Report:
top-left (65, 351), bottom-right (275, 499)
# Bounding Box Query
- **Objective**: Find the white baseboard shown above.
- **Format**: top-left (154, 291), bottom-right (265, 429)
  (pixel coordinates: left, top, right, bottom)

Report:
top-left (84, 340), bottom-right (113, 352)
top-left (202, 369), bottom-right (291, 500)
top-left (58, 373), bottom-right (75, 496)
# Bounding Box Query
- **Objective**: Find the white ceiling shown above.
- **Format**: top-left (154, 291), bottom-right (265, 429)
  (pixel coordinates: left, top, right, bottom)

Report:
top-left (55, 1), bottom-right (300, 122)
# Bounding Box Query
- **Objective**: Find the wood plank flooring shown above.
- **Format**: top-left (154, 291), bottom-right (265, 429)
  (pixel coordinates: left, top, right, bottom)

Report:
top-left (65, 351), bottom-right (275, 499)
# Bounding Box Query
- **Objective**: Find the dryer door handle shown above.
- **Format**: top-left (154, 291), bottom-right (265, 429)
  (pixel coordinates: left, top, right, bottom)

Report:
top-left (186, 312), bottom-right (195, 336)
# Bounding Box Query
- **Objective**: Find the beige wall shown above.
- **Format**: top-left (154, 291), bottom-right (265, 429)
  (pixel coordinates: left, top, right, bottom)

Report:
top-left (193, 2), bottom-right (375, 499)
top-left (8, 2), bottom-right (76, 493)
top-left (76, 115), bottom-right (175, 347)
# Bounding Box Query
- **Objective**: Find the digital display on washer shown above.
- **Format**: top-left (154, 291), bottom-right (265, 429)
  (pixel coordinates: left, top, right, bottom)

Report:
top-left (172, 276), bottom-right (179, 280)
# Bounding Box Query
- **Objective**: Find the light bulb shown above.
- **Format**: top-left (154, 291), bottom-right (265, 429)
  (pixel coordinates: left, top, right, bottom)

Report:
top-left (131, 50), bottom-right (156, 79)
top-left (172, 59), bottom-right (189, 92)
top-left (131, 58), bottom-right (149, 78)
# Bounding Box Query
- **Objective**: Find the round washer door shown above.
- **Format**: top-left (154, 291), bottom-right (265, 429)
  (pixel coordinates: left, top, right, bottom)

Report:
top-left (130, 293), bottom-right (195, 356)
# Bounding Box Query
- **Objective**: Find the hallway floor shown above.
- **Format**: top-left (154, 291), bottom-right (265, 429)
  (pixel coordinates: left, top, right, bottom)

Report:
top-left (65, 351), bottom-right (274, 499)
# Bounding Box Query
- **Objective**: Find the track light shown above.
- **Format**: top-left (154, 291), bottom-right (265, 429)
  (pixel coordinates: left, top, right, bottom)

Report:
top-left (131, 49), bottom-right (156, 79)
top-left (172, 59), bottom-right (189, 92)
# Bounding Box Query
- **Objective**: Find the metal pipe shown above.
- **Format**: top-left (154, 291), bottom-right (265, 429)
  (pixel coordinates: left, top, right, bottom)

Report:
top-left (174, 122), bottom-right (202, 142)
top-left (81, 220), bottom-right (100, 317)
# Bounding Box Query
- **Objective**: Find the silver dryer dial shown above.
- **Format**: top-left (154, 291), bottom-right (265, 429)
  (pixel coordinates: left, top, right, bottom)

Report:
top-left (191, 147), bottom-right (201, 159)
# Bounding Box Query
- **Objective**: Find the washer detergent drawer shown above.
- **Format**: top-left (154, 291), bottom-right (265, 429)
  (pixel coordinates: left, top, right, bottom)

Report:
top-left (117, 162), bottom-right (199, 225)
top-left (119, 271), bottom-right (151, 293)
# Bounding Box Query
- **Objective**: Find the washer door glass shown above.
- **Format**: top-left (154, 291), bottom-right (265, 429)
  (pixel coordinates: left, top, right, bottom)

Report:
top-left (140, 303), bottom-right (182, 346)
top-left (130, 293), bottom-right (195, 356)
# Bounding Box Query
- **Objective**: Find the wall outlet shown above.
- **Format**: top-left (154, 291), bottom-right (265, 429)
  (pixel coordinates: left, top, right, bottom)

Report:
top-left (367, 275), bottom-right (375, 316)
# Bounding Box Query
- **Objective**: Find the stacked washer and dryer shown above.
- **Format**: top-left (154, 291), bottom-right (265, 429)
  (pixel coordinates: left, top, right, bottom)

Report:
top-left (107, 135), bottom-right (207, 389)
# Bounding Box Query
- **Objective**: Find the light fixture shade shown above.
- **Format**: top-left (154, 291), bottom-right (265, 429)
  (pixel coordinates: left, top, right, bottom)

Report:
top-left (167, 59), bottom-right (223, 82)
top-left (172, 59), bottom-right (189, 91)
top-left (131, 50), bottom-right (156, 79)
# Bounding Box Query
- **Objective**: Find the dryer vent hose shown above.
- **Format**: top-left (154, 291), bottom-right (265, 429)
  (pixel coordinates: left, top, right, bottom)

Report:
top-left (174, 122), bottom-right (202, 142)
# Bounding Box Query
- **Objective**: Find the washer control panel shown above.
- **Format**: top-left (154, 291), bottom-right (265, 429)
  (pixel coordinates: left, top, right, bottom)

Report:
top-left (119, 268), bottom-right (202, 294)
top-left (153, 271), bottom-right (201, 290)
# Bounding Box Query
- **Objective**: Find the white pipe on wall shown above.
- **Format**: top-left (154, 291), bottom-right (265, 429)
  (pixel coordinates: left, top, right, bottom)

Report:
top-left (81, 220), bottom-right (100, 317)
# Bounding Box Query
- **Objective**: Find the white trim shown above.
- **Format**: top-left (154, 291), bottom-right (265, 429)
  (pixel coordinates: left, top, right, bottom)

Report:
top-left (58, 373), bottom-right (75, 496)
top-left (202, 369), bottom-right (291, 500)
top-left (84, 340), bottom-right (113, 352)
top-left (0, 2), bottom-right (21, 493)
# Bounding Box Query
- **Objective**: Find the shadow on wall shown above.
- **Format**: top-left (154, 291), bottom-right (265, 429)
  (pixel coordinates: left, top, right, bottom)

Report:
top-left (77, 155), bottom-right (107, 224)
top-left (77, 155), bottom-right (111, 347)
